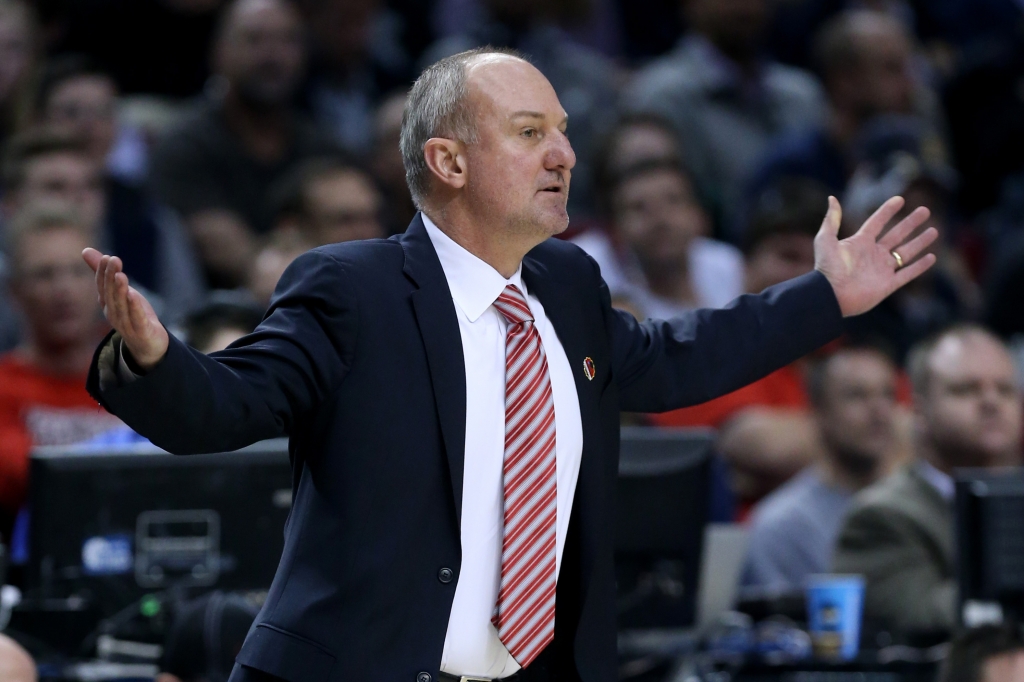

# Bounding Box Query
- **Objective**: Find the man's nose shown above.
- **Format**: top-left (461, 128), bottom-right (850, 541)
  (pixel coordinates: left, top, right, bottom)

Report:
top-left (545, 130), bottom-right (576, 172)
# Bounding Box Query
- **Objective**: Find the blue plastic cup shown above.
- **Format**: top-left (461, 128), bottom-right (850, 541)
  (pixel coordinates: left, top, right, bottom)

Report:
top-left (805, 574), bottom-right (865, 661)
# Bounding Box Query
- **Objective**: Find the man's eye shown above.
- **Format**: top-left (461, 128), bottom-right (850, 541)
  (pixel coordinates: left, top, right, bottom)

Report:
top-left (522, 128), bottom-right (536, 138)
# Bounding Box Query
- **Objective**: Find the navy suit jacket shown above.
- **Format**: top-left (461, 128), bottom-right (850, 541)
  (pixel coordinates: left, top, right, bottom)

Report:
top-left (87, 214), bottom-right (844, 682)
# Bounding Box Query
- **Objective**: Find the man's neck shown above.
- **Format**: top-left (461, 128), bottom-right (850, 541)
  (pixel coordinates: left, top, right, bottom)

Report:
top-left (820, 451), bottom-right (880, 492)
top-left (19, 338), bottom-right (97, 377)
top-left (424, 206), bottom-right (539, 279)
top-left (222, 90), bottom-right (293, 163)
top-left (643, 258), bottom-right (694, 304)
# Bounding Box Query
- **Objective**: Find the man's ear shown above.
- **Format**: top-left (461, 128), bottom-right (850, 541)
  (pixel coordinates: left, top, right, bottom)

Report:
top-left (422, 137), bottom-right (467, 192)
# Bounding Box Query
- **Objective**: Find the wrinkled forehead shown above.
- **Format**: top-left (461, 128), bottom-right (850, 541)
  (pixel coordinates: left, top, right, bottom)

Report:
top-left (464, 55), bottom-right (566, 124)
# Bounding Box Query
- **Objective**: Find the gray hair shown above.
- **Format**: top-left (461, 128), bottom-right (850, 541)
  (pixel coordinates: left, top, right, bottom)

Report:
top-left (400, 47), bottom-right (525, 209)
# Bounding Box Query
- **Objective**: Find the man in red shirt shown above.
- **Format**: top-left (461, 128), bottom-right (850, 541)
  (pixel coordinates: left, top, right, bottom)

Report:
top-left (0, 202), bottom-right (121, 541)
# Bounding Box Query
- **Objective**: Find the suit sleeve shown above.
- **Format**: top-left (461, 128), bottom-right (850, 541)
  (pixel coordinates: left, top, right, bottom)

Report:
top-left (599, 263), bottom-right (845, 413)
top-left (86, 249), bottom-right (357, 454)
top-left (832, 504), bottom-right (957, 634)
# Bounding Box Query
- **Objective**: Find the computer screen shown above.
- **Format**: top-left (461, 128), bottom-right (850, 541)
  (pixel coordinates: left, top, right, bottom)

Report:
top-left (615, 426), bottom-right (713, 631)
top-left (955, 467), bottom-right (1024, 623)
top-left (25, 440), bottom-right (293, 622)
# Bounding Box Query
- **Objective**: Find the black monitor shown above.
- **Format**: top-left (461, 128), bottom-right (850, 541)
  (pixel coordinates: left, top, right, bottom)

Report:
top-left (615, 426), bottom-right (713, 631)
top-left (955, 467), bottom-right (1024, 624)
top-left (24, 441), bottom-right (292, 633)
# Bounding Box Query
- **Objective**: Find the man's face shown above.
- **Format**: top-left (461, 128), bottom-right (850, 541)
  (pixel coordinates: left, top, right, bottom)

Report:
top-left (45, 75), bottom-right (118, 162)
top-left (11, 227), bottom-right (99, 350)
top-left (17, 153), bottom-right (105, 231)
top-left (459, 56), bottom-right (575, 241)
top-left (744, 233), bottom-right (816, 293)
top-left (612, 168), bottom-right (708, 275)
top-left (983, 650), bottom-right (1024, 682)
top-left (304, 170), bottom-right (383, 245)
top-left (815, 350), bottom-right (898, 476)
top-left (847, 25), bottom-right (914, 118)
top-left (918, 333), bottom-right (1023, 468)
top-left (217, 0), bottom-right (305, 107)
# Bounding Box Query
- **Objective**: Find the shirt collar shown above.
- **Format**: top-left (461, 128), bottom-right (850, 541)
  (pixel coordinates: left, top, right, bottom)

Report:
top-left (916, 459), bottom-right (956, 502)
top-left (421, 212), bottom-right (526, 322)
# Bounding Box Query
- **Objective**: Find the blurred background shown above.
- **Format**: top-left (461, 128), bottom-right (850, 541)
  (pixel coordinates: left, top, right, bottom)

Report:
top-left (1, 0), bottom-right (1024, 680)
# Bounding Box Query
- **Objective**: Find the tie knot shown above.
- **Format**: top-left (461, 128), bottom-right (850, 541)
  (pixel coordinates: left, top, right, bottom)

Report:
top-left (494, 284), bottom-right (534, 325)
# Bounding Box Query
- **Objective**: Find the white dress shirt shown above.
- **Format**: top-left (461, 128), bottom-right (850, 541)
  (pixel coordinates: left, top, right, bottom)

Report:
top-left (423, 214), bottom-right (584, 678)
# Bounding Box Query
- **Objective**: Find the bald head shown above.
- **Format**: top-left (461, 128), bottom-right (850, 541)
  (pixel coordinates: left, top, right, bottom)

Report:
top-left (909, 327), bottom-right (1022, 469)
top-left (0, 634), bottom-right (36, 682)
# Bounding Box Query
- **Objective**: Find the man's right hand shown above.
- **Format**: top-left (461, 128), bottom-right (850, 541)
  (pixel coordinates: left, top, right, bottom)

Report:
top-left (83, 248), bottom-right (169, 371)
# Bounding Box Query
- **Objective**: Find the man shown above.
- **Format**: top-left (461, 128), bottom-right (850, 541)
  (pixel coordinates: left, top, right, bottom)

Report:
top-left (940, 623), bottom-right (1024, 682)
top-left (2, 129), bottom-right (203, 323)
top-left (742, 345), bottom-right (901, 592)
top-left (270, 158), bottom-right (384, 247)
top-left (0, 203), bottom-right (122, 541)
top-left (624, 0), bottom-right (825, 236)
top-left (650, 178), bottom-right (829, 510)
top-left (833, 326), bottom-right (1022, 639)
top-left (147, 0), bottom-right (338, 288)
top-left (82, 49), bottom-right (936, 681)
top-left (421, 0), bottom-right (621, 223)
top-left (746, 10), bottom-right (944, 213)
top-left (572, 158), bottom-right (744, 317)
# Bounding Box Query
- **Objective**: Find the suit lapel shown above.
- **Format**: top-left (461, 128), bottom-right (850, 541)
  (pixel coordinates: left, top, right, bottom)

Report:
top-left (400, 215), bottom-right (468, 524)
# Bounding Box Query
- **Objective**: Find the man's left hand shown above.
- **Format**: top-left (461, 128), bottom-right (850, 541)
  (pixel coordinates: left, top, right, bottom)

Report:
top-left (815, 195), bottom-right (938, 317)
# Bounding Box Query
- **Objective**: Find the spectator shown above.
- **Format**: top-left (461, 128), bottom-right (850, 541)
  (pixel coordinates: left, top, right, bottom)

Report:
top-left (0, 0), bottom-right (37, 152)
top-left (371, 91), bottom-right (416, 235)
top-left (572, 158), bottom-right (744, 317)
top-left (833, 326), bottom-right (1022, 639)
top-left (742, 345), bottom-right (902, 593)
top-left (649, 178), bottom-right (829, 509)
top-left (590, 113), bottom-right (684, 220)
top-left (421, 0), bottom-right (621, 222)
top-left (37, 54), bottom-right (148, 184)
top-left (746, 10), bottom-right (945, 227)
top-left (0, 633), bottom-right (35, 682)
top-left (183, 295), bottom-right (265, 353)
top-left (270, 157), bottom-right (384, 246)
top-left (624, 0), bottom-right (826, 237)
top-left (839, 122), bottom-right (978, 363)
top-left (148, 0), bottom-right (339, 288)
top-left (2, 129), bottom-right (204, 322)
top-left (939, 623), bottom-right (1024, 682)
top-left (301, 0), bottom-right (413, 159)
top-left (0, 204), bottom-right (123, 541)
top-left (156, 591), bottom-right (259, 682)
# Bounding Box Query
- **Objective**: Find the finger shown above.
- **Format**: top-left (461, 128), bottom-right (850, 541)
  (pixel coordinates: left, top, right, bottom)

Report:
top-left (891, 226), bottom-right (939, 265)
top-left (82, 248), bottom-right (103, 272)
top-left (817, 196), bottom-right (843, 240)
top-left (859, 196), bottom-right (905, 241)
top-left (95, 255), bottom-right (109, 305)
top-left (894, 252), bottom-right (937, 288)
top-left (126, 288), bottom-right (153, 333)
top-left (878, 206), bottom-right (930, 251)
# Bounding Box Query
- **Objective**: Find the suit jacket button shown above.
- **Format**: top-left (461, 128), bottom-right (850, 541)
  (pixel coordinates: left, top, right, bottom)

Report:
top-left (438, 567), bottom-right (454, 584)
top-left (416, 673), bottom-right (432, 682)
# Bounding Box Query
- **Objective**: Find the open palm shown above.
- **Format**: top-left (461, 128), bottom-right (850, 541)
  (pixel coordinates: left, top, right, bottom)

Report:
top-left (815, 196), bottom-right (938, 317)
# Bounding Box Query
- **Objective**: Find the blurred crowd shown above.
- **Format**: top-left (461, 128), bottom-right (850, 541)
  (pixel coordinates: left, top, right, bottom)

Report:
top-left (0, 0), bottom-right (1023, 660)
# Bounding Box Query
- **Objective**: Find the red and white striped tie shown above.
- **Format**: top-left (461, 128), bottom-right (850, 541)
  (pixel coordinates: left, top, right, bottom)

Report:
top-left (491, 284), bottom-right (557, 667)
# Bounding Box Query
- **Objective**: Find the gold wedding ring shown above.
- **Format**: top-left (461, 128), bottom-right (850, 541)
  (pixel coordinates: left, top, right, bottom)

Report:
top-left (891, 250), bottom-right (904, 270)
